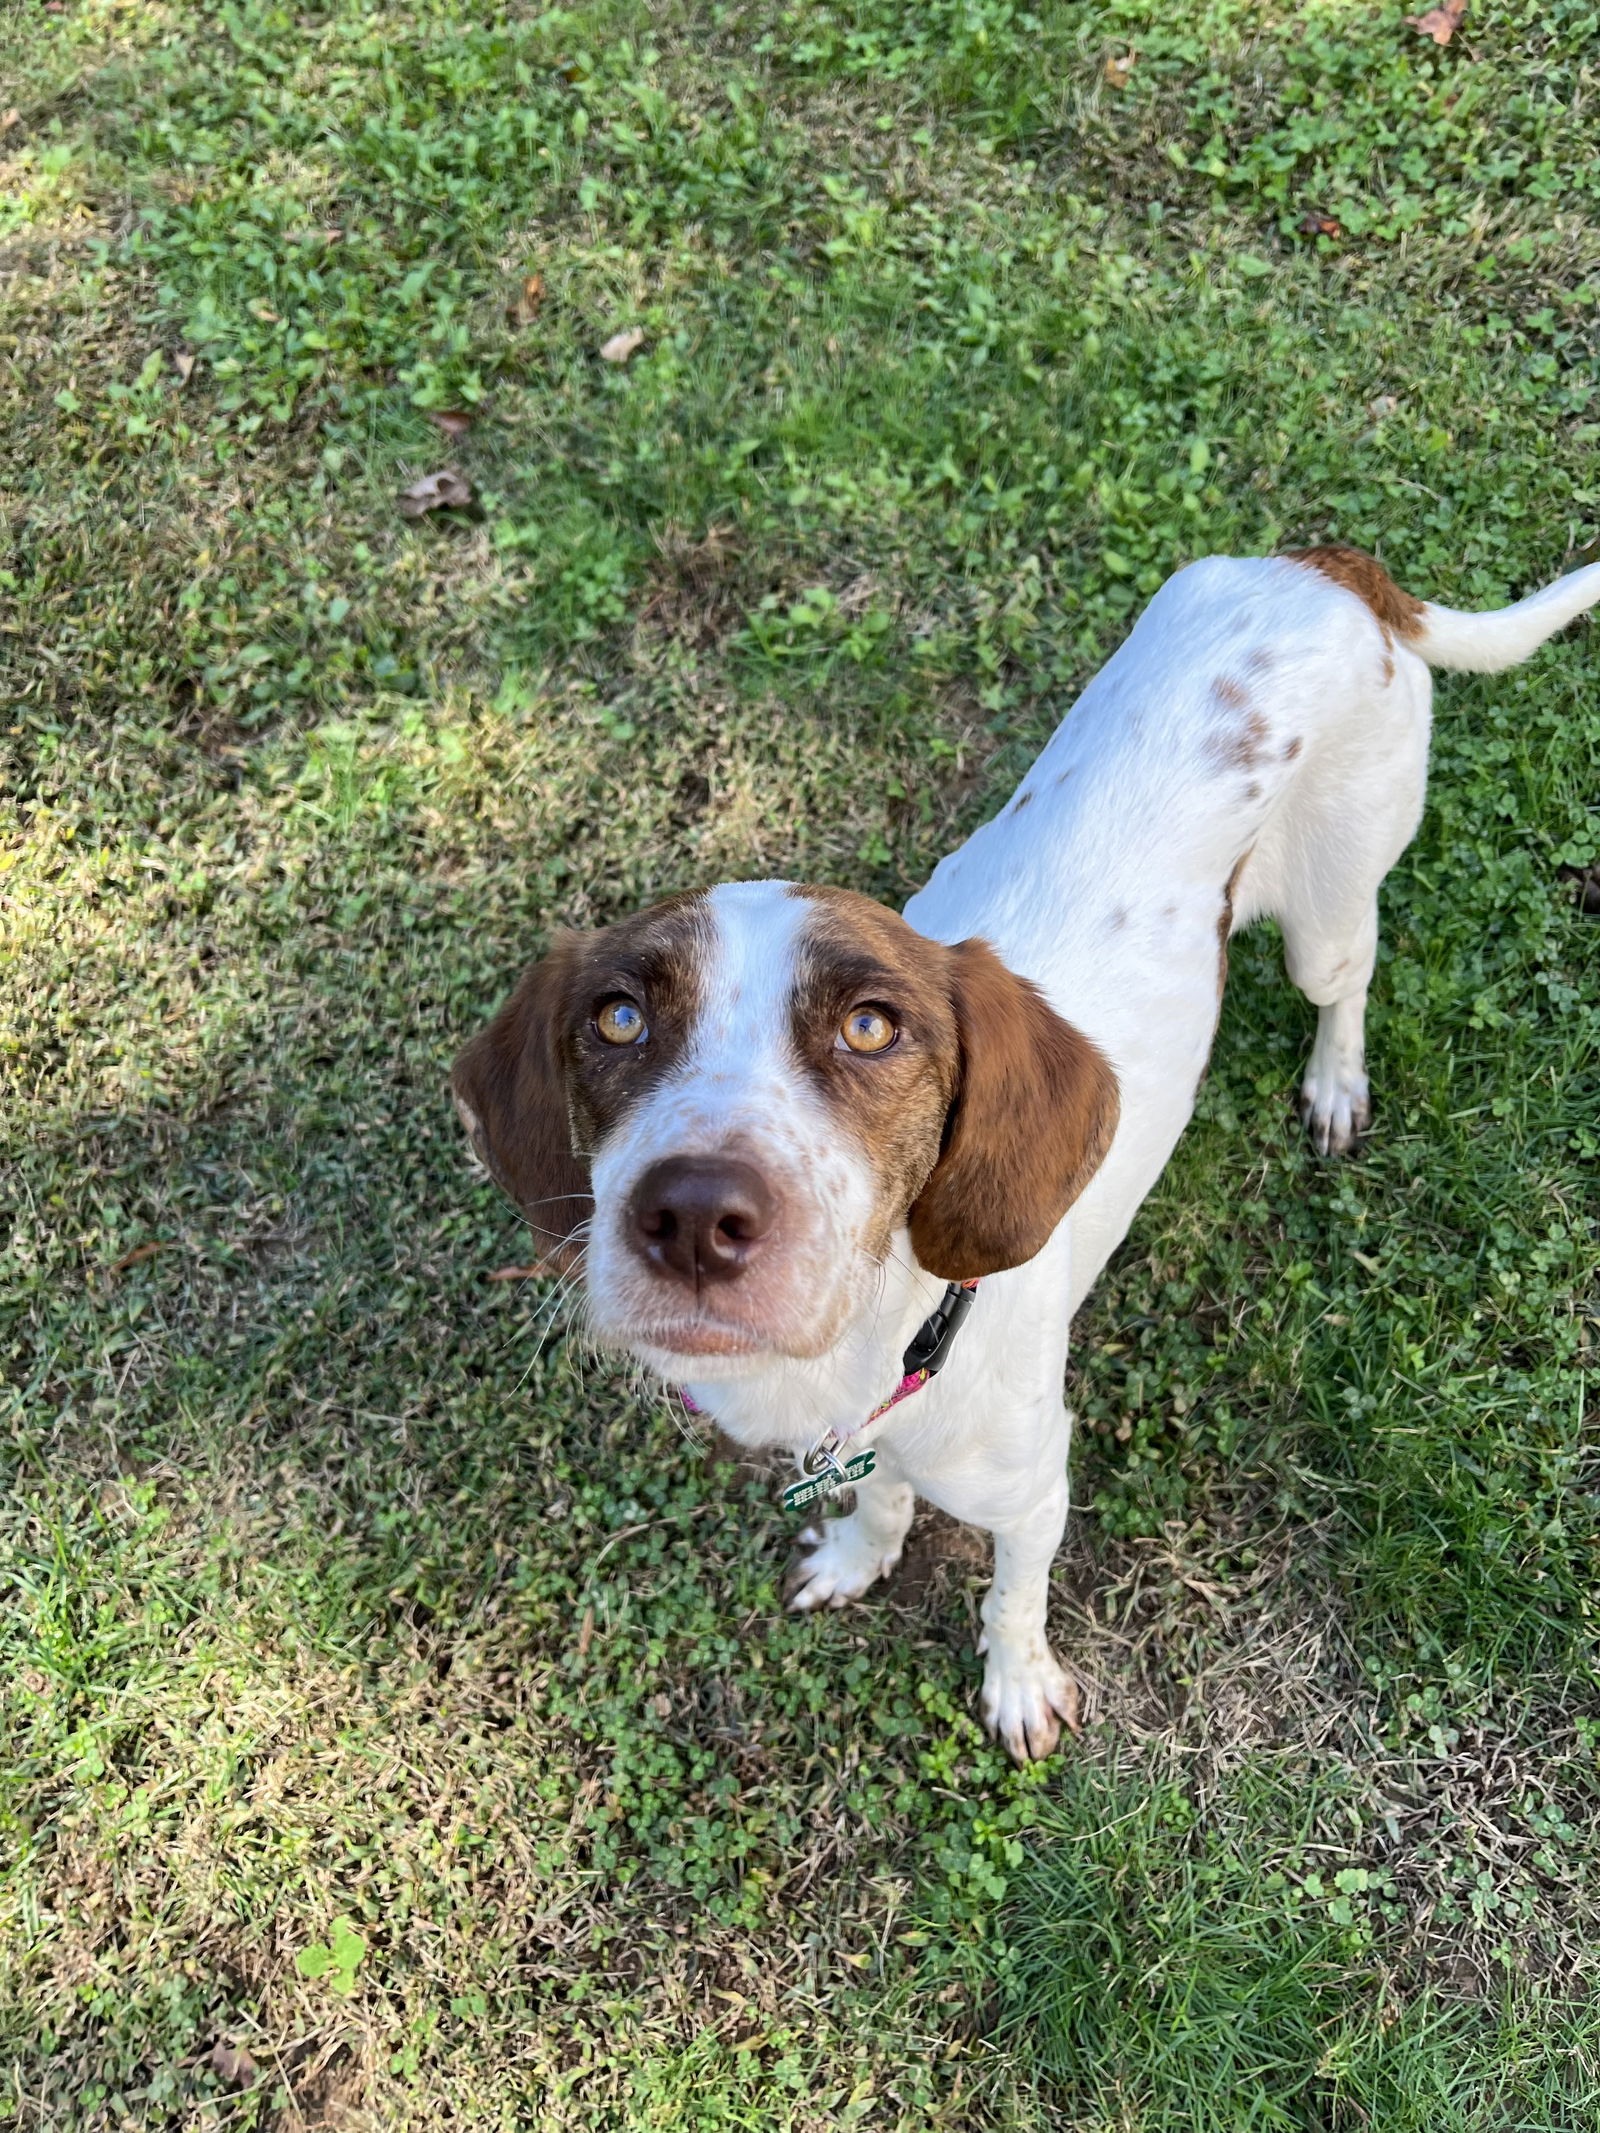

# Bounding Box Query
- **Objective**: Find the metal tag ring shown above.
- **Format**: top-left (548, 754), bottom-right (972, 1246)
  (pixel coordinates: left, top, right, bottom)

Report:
top-left (800, 1442), bottom-right (847, 1484)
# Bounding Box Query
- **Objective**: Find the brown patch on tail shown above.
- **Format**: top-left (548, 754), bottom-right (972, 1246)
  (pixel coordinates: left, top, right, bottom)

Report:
top-left (1288, 544), bottom-right (1424, 646)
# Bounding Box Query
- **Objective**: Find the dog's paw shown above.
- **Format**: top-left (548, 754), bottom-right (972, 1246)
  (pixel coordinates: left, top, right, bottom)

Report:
top-left (1299, 1070), bottom-right (1370, 1157)
top-left (979, 1637), bottom-right (1080, 1762)
top-left (784, 1516), bottom-right (903, 1611)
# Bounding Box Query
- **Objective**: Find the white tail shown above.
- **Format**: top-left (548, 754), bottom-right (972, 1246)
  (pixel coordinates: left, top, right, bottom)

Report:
top-left (1415, 560), bottom-right (1600, 674)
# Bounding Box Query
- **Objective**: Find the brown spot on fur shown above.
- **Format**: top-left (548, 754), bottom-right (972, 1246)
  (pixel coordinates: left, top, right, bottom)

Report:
top-left (1204, 709), bottom-right (1272, 774)
top-left (1011, 789), bottom-right (1035, 812)
top-left (1246, 646), bottom-right (1276, 675)
top-left (1244, 782), bottom-right (1262, 802)
top-left (1288, 543), bottom-right (1424, 645)
top-left (451, 895), bottom-right (712, 1266)
top-left (1380, 649), bottom-right (1395, 686)
top-left (1056, 767), bottom-right (1075, 784)
top-left (1212, 675), bottom-right (1249, 711)
top-left (1282, 735), bottom-right (1303, 761)
top-left (793, 888), bottom-right (1120, 1280)
top-left (1108, 907), bottom-right (1128, 932)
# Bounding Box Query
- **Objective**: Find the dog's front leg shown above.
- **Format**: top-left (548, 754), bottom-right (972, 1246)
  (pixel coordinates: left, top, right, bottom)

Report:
top-left (784, 1457), bottom-right (916, 1612)
top-left (977, 1442), bottom-right (1078, 1762)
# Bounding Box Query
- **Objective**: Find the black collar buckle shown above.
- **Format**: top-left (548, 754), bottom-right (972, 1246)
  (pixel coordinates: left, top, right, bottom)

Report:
top-left (900, 1279), bottom-right (979, 1383)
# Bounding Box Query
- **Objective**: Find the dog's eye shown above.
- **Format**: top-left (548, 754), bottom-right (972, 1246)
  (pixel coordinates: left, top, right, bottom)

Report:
top-left (596, 998), bottom-right (648, 1046)
top-left (837, 1005), bottom-right (897, 1055)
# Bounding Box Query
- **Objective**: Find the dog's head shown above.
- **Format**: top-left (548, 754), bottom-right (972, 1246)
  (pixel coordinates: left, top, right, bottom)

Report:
top-left (452, 882), bottom-right (1118, 1372)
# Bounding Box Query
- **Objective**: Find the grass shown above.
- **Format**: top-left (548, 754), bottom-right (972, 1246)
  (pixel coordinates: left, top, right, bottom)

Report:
top-left (2, 0), bottom-right (1598, 2125)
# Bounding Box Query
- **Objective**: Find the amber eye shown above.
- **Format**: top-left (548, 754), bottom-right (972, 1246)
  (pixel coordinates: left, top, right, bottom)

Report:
top-left (837, 1005), bottom-right (897, 1055)
top-left (596, 998), bottom-right (648, 1046)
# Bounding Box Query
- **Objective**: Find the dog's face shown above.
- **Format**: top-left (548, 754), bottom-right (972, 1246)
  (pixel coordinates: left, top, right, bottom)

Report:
top-left (452, 882), bottom-right (1117, 1373)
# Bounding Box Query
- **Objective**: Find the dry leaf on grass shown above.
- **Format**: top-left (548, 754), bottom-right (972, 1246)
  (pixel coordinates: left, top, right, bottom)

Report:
top-left (173, 350), bottom-right (196, 384)
top-left (509, 272), bottom-right (544, 325)
top-left (1, 108), bottom-right (20, 130)
top-left (1297, 210), bottom-right (1342, 238)
top-left (397, 468), bottom-right (473, 518)
top-left (1104, 52), bottom-right (1136, 86)
top-left (208, 2042), bottom-right (259, 2086)
top-left (1405, 0), bottom-right (1465, 42)
top-left (599, 327), bottom-right (645, 364)
top-left (110, 1241), bottom-right (167, 1273)
top-left (428, 409), bottom-right (473, 438)
top-left (1369, 393), bottom-right (1400, 419)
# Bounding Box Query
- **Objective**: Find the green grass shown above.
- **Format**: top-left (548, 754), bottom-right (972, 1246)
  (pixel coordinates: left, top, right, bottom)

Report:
top-left (2, 0), bottom-right (1598, 2125)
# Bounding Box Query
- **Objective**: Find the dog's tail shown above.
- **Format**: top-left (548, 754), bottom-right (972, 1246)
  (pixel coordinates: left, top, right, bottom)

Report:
top-left (1411, 559), bottom-right (1600, 674)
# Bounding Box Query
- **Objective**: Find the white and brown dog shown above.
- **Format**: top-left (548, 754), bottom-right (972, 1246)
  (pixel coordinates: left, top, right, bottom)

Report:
top-left (454, 547), bottom-right (1600, 1759)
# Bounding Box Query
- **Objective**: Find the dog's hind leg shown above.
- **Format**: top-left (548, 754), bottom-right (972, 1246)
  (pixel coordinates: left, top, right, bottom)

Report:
top-left (1255, 653), bottom-right (1433, 1154)
top-left (1290, 906), bottom-right (1379, 1157)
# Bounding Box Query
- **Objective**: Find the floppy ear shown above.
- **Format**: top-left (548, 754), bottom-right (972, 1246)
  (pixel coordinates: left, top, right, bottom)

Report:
top-left (450, 936), bottom-right (593, 1269)
top-left (908, 936), bottom-right (1119, 1282)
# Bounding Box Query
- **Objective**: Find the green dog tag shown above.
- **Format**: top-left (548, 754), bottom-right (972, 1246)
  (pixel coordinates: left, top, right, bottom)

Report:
top-left (782, 1447), bottom-right (876, 1514)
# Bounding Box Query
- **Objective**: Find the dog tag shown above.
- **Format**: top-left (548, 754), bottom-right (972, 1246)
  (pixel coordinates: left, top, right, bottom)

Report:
top-left (782, 1447), bottom-right (875, 1514)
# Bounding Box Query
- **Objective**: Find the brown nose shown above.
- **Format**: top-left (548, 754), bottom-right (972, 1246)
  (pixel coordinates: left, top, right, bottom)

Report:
top-left (627, 1156), bottom-right (777, 1288)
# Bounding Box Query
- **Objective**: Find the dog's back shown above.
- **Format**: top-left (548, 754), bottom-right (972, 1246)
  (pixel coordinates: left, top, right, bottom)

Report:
top-left (907, 547), bottom-right (1600, 1300)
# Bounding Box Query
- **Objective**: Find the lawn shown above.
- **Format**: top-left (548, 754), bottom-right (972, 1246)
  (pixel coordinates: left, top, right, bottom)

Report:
top-left (2, 0), bottom-right (1598, 2125)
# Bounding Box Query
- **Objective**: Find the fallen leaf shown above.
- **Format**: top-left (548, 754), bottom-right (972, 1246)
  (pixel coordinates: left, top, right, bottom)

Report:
top-left (428, 409), bottom-right (473, 438)
top-left (487, 1262), bottom-right (547, 1281)
top-left (556, 58), bottom-right (588, 81)
top-left (397, 468), bottom-right (473, 518)
top-left (1297, 210), bottom-right (1343, 238)
top-left (173, 350), bottom-right (196, 385)
top-left (1405, 0), bottom-right (1464, 43)
top-left (208, 2042), bottom-right (259, 2086)
top-left (576, 1605), bottom-right (594, 1659)
top-left (1, 108), bottom-right (20, 130)
top-left (510, 271), bottom-right (544, 325)
top-left (1104, 52), bottom-right (1136, 86)
top-left (322, 226), bottom-right (343, 244)
top-left (110, 1241), bottom-right (167, 1273)
top-left (1368, 393), bottom-right (1399, 419)
top-left (599, 327), bottom-right (644, 364)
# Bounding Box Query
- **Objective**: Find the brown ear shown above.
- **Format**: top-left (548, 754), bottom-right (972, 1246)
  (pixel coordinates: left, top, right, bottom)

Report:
top-left (908, 937), bottom-right (1119, 1281)
top-left (450, 937), bottom-right (593, 1270)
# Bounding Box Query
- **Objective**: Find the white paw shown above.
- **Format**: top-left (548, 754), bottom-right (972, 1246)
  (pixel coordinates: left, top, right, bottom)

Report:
top-left (784, 1517), bottom-right (903, 1611)
top-left (1299, 1070), bottom-right (1370, 1157)
top-left (979, 1636), bottom-right (1080, 1762)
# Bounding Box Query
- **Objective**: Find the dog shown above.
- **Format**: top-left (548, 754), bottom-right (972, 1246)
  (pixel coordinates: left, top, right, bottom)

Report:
top-left (453, 546), bottom-right (1600, 1759)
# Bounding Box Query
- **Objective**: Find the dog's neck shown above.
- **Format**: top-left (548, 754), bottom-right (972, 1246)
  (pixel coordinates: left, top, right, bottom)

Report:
top-left (674, 1235), bottom-right (946, 1455)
